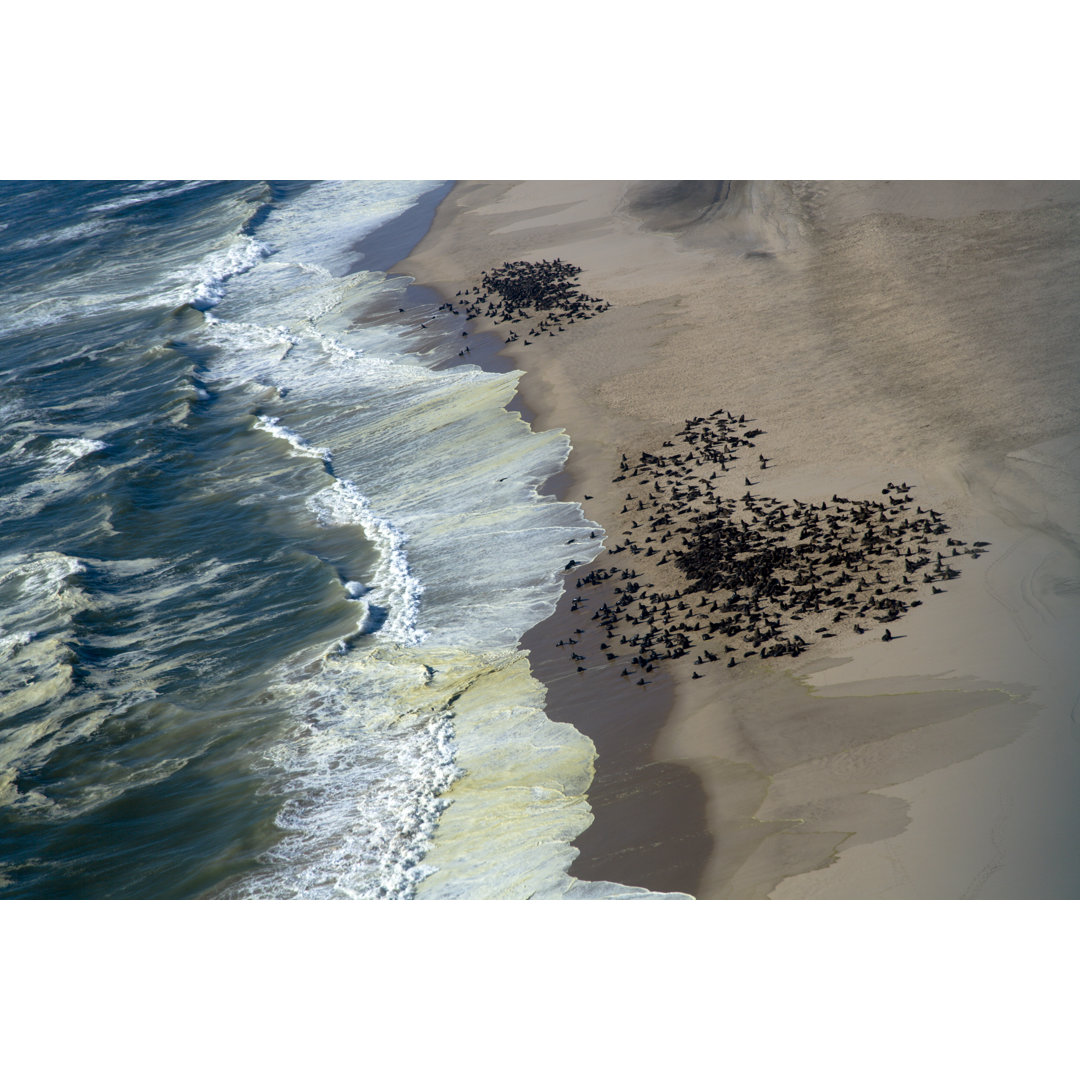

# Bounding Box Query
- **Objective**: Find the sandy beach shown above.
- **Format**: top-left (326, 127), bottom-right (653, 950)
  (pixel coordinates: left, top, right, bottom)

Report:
top-left (395, 180), bottom-right (1080, 899)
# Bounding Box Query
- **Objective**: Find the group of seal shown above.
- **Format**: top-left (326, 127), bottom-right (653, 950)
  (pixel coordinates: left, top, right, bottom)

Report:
top-left (434, 259), bottom-right (610, 344)
top-left (557, 409), bottom-right (989, 684)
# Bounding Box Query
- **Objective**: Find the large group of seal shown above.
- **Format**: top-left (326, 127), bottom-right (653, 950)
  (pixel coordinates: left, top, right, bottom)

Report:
top-left (435, 259), bottom-right (610, 343)
top-left (558, 409), bottom-right (988, 682)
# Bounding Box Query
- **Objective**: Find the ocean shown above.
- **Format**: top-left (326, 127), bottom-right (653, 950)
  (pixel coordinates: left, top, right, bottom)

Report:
top-left (0, 179), bottom-right (682, 899)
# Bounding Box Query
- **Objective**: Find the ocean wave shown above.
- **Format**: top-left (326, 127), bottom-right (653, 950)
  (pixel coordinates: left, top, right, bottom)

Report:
top-left (0, 432), bottom-right (114, 527)
top-left (0, 548), bottom-right (303, 823)
top-left (249, 180), bottom-right (445, 278)
top-left (39, 437), bottom-right (109, 473)
top-left (309, 480), bottom-right (426, 647)
top-left (87, 180), bottom-right (213, 215)
top-left (250, 411), bottom-right (424, 646)
top-left (180, 234), bottom-right (270, 311)
top-left (0, 552), bottom-right (90, 808)
top-left (1, 185), bottom-right (270, 347)
top-left (220, 646), bottom-right (461, 900)
top-left (6, 433), bottom-right (104, 468)
top-left (0, 294), bottom-right (116, 340)
top-left (252, 414), bottom-right (332, 465)
top-left (6, 219), bottom-right (113, 251)
top-left (0, 242), bottom-right (263, 344)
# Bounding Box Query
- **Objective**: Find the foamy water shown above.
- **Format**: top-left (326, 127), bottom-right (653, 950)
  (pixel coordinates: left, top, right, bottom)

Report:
top-left (0, 179), bottom-right (685, 899)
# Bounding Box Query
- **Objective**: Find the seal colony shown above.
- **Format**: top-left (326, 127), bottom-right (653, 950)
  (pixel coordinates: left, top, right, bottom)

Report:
top-left (436, 258), bottom-right (987, 686)
top-left (435, 257), bottom-right (611, 349)
top-left (563, 408), bottom-right (986, 682)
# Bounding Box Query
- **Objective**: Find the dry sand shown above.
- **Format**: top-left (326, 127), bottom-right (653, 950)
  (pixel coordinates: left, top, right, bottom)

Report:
top-left (395, 180), bottom-right (1080, 899)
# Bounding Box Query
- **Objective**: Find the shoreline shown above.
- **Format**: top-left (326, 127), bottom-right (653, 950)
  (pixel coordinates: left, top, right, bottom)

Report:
top-left (392, 184), bottom-right (714, 895)
top-left (396, 180), bottom-right (1080, 899)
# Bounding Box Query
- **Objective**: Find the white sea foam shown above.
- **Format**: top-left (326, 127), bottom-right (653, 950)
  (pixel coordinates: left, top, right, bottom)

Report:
top-left (7, 219), bottom-right (112, 251)
top-left (227, 660), bottom-right (461, 900)
top-left (250, 180), bottom-right (444, 278)
top-left (0, 548), bottom-right (300, 821)
top-left (0, 552), bottom-right (89, 804)
top-left (0, 550), bottom-right (86, 616)
top-left (0, 229), bottom-right (265, 342)
top-left (88, 180), bottom-right (211, 215)
top-left (40, 437), bottom-right (108, 473)
top-left (310, 480), bottom-right (426, 647)
top-left (191, 181), bottom-right (674, 900)
top-left (180, 234), bottom-right (269, 310)
top-left (204, 310), bottom-right (403, 395)
top-left (0, 431), bottom-right (118, 528)
top-left (412, 648), bottom-right (692, 900)
top-left (252, 409), bottom-right (424, 647)
top-left (198, 319), bottom-right (297, 389)
top-left (253, 414), bottom-right (331, 465)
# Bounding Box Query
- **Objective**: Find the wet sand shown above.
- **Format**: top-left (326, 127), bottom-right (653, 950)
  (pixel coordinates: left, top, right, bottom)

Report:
top-left (396, 181), bottom-right (1080, 899)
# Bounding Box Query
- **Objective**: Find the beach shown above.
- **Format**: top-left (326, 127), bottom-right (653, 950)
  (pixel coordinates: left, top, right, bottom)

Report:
top-left (396, 180), bottom-right (1080, 899)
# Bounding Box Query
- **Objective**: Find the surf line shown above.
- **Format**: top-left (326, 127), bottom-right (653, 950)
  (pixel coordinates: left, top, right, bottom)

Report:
top-left (253, 413), bottom-right (427, 648)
